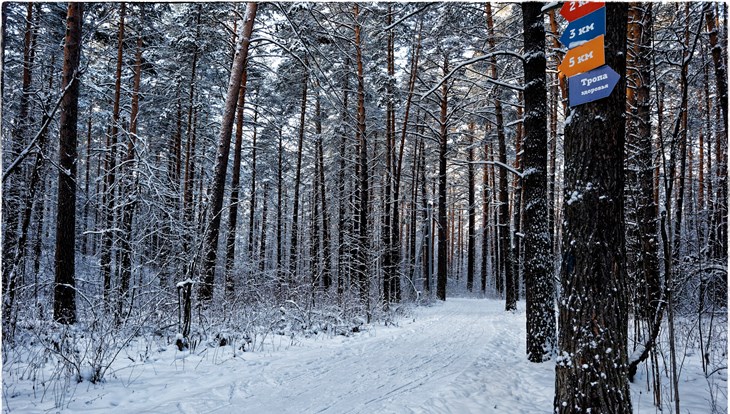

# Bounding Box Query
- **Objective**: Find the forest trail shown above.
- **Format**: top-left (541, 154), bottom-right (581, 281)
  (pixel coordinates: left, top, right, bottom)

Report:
top-left (7, 298), bottom-right (718, 413)
top-left (53, 299), bottom-right (553, 413)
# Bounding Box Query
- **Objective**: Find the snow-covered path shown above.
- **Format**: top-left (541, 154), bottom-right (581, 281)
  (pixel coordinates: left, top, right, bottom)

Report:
top-left (198, 298), bottom-right (553, 414)
top-left (27, 298), bottom-right (554, 413)
top-left (7, 298), bottom-right (719, 413)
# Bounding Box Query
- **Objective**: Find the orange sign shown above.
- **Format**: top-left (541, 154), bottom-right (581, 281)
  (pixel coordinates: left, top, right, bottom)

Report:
top-left (558, 35), bottom-right (605, 78)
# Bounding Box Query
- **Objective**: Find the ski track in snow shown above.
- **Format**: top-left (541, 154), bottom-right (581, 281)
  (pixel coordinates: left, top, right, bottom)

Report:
top-left (139, 299), bottom-right (544, 414)
top-left (5, 298), bottom-right (722, 413)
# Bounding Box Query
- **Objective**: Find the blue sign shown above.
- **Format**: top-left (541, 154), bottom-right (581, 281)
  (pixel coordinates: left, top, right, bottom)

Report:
top-left (559, 7), bottom-right (606, 48)
top-left (568, 65), bottom-right (620, 107)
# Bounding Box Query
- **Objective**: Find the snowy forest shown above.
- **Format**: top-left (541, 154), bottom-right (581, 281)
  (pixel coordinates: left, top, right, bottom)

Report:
top-left (1, 2), bottom-right (727, 413)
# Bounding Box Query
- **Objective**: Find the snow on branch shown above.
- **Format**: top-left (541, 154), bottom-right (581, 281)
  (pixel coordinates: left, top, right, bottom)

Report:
top-left (420, 51), bottom-right (525, 99)
top-left (2, 73), bottom-right (77, 183)
top-left (470, 160), bottom-right (523, 178)
top-left (540, 2), bottom-right (561, 13)
top-left (379, 4), bottom-right (431, 32)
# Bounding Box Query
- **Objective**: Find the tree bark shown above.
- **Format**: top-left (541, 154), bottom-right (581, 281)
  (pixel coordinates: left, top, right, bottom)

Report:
top-left (53, 3), bottom-right (83, 324)
top-left (554, 4), bottom-right (632, 413)
top-left (199, 3), bottom-right (257, 302)
top-left (224, 56), bottom-right (249, 297)
top-left (521, 2), bottom-right (555, 363)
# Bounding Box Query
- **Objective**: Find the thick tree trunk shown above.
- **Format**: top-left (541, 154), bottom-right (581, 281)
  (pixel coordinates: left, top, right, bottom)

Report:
top-left (199, 3), bottom-right (257, 302)
top-left (53, 3), bottom-right (83, 324)
top-left (521, 2), bottom-right (555, 363)
top-left (554, 4), bottom-right (632, 413)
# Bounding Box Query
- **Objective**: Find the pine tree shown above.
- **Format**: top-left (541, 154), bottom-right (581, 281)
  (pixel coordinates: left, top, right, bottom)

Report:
top-left (199, 3), bottom-right (257, 301)
top-left (521, 2), bottom-right (555, 363)
top-left (554, 4), bottom-right (632, 412)
top-left (53, 3), bottom-right (83, 324)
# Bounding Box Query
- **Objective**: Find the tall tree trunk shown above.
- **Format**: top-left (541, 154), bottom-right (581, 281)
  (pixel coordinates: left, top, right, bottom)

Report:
top-left (672, 3), bottom-right (692, 266)
top-left (628, 3), bottom-right (660, 320)
top-left (83, 112), bottom-right (92, 255)
top-left (706, 4), bottom-right (728, 258)
top-left (100, 2), bottom-right (125, 302)
top-left (382, 6), bottom-right (395, 307)
top-left (288, 71), bottom-right (308, 294)
top-left (3, 3), bottom-right (37, 275)
top-left (481, 133), bottom-right (491, 293)
top-left (53, 3), bottom-right (83, 324)
top-left (199, 3), bottom-right (257, 302)
top-left (311, 153), bottom-right (321, 297)
top-left (554, 4), bottom-right (631, 413)
top-left (182, 6), bottom-right (201, 257)
top-left (436, 54), bottom-right (449, 301)
top-left (353, 4), bottom-right (370, 311)
top-left (224, 55), bottom-right (249, 297)
top-left (706, 5), bottom-right (729, 128)
top-left (513, 91), bottom-right (524, 301)
top-left (397, 19), bottom-right (423, 300)
top-left (337, 71), bottom-right (349, 297)
top-left (118, 26), bottom-right (144, 317)
top-left (420, 139), bottom-right (431, 295)
top-left (247, 105), bottom-right (258, 270)
top-left (486, 2), bottom-right (513, 307)
top-left (521, 2), bottom-right (555, 363)
top-left (315, 90), bottom-right (332, 291)
top-left (259, 181), bottom-right (269, 274)
top-left (408, 121), bottom-right (421, 287)
top-left (467, 121), bottom-right (476, 292)
top-left (276, 126), bottom-right (284, 293)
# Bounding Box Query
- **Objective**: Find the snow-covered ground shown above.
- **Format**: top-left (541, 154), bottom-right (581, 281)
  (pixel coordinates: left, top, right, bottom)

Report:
top-left (3, 298), bottom-right (725, 413)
